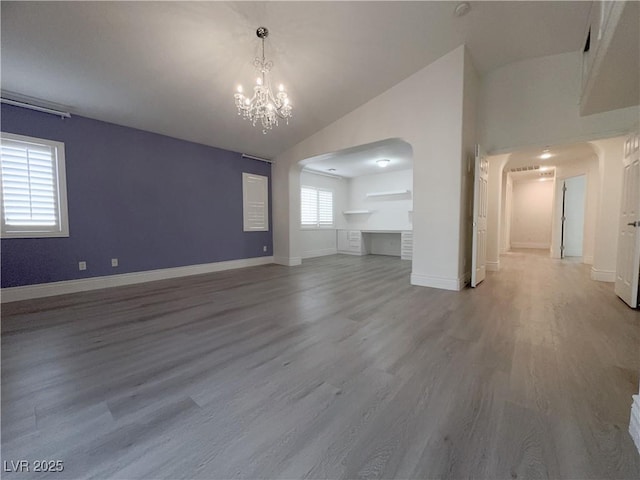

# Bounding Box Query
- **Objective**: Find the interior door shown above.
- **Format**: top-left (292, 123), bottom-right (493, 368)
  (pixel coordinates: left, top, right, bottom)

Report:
top-left (615, 132), bottom-right (640, 308)
top-left (471, 145), bottom-right (489, 287)
top-left (562, 175), bottom-right (586, 257)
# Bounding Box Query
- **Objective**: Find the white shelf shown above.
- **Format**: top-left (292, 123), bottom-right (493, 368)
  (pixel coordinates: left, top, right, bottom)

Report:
top-left (343, 210), bottom-right (372, 214)
top-left (366, 190), bottom-right (411, 198)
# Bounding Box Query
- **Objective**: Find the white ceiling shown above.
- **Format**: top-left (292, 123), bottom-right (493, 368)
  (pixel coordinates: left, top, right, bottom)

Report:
top-left (303, 138), bottom-right (412, 178)
top-left (1, 1), bottom-right (592, 159)
top-left (506, 142), bottom-right (597, 171)
top-left (509, 169), bottom-right (556, 183)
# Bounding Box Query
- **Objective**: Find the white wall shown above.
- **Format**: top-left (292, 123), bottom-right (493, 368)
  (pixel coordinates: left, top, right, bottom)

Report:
top-left (459, 48), bottom-right (479, 280)
top-left (563, 175), bottom-right (586, 257)
top-left (510, 179), bottom-right (554, 249)
top-left (550, 156), bottom-right (599, 263)
top-left (590, 136), bottom-right (626, 281)
top-left (502, 173), bottom-right (513, 254)
top-left (299, 171), bottom-right (347, 259)
top-left (273, 45), bottom-right (470, 290)
top-left (486, 154), bottom-right (509, 270)
top-left (344, 169), bottom-right (413, 231)
top-left (479, 51), bottom-right (639, 154)
top-left (487, 138), bottom-right (625, 279)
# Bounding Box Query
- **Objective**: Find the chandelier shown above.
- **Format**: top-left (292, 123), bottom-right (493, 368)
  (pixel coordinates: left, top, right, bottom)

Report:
top-left (234, 27), bottom-right (292, 134)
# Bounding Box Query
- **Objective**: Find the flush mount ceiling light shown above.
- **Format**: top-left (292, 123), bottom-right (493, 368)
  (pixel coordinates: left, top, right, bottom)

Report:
top-left (377, 159), bottom-right (390, 168)
top-left (234, 27), bottom-right (292, 134)
top-left (540, 148), bottom-right (552, 160)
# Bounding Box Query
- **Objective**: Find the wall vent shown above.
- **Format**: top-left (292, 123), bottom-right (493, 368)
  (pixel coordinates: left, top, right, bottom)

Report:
top-left (509, 165), bottom-right (540, 172)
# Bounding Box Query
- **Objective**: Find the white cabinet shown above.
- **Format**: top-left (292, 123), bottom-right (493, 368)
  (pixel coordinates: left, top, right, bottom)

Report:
top-left (337, 230), bottom-right (366, 255)
top-left (401, 231), bottom-right (413, 260)
top-left (339, 229), bottom-right (412, 258)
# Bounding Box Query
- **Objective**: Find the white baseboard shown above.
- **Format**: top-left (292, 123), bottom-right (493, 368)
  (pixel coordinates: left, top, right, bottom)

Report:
top-left (486, 260), bottom-right (500, 272)
top-left (337, 251), bottom-right (367, 256)
top-left (273, 256), bottom-right (302, 267)
top-left (511, 242), bottom-right (550, 249)
top-left (590, 267), bottom-right (616, 282)
top-left (1, 256), bottom-right (274, 303)
top-left (411, 273), bottom-right (463, 291)
top-left (302, 248), bottom-right (338, 259)
top-left (630, 394), bottom-right (640, 455)
top-left (582, 255), bottom-right (594, 265)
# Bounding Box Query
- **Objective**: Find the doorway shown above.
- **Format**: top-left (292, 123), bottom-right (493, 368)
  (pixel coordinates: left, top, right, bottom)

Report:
top-left (561, 175), bottom-right (586, 258)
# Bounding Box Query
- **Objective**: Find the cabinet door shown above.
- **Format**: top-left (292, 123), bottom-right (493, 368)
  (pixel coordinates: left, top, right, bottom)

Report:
top-left (348, 230), bottom-right (362, 253)
top-left (337, 230), bottom-right (349, 252)
top-left (401, 231), bottom-right (413, 260)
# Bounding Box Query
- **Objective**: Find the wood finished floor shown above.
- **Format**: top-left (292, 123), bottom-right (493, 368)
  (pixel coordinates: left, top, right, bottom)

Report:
top-left (2, 251), bottom-right (639, 479)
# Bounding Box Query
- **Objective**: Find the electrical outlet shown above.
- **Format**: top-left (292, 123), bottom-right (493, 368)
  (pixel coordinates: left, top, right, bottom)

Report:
top-left (263, 245), bottom-right (267, 252)
top-left (78, 261), bottom-right (87, 271)
top-left (111, 258), bottom-right (118, 267)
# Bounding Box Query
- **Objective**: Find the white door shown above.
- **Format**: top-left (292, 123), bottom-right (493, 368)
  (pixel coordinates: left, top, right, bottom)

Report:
top-left (615, 132), bottom-right (640, 308)
top-left (562, 175), bottom-right (586, 257)
top-left (471, 145), bottom-right (489, 287)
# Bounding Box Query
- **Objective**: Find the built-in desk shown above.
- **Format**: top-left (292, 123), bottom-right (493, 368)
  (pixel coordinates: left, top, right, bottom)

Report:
top-left (337, 230), bottom-right (412, 259)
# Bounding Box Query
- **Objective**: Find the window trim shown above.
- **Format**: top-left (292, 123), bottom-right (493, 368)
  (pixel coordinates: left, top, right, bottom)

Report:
top-left (300, 185), bottom-right (334, 229)
top-left (1, 132), bottom-right (69, 238)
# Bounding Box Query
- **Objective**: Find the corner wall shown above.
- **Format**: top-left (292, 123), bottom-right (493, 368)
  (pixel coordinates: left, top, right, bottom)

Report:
top-left (485, 154), bottom-right (509, 270)
top-left (590, 136), bottom-right (626, 281)
top-left (345, 169), bottom-right (413, 231)
top-left (510, 179), bottom-right (554, 249)
top-left (273, 45), bottom-right (469, 290)
top-left (459, 48), bottom-right (479, 282)
top-left (479, 51), bottom-right (639, 153)
top-left (1, 104), bottom-right (272, 288)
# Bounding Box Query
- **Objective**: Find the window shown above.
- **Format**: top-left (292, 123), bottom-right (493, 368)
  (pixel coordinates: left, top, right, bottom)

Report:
top-left (242, 173), bottom-right (269, 231)
top-left (1, 132), bottom-right (69, 238)
top-left (301, 186), bottom-right (333, 227)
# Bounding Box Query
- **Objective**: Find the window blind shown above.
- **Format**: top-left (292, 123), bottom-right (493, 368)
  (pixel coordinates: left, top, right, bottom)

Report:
top-left (242, 173), bottom-right (269, 231)
top-left (301, 186), bottom-right (333, 227)
top-left (301, 187), bottom-right (318, 225)
top-left (318, 190), bottom-right (333, 225)
top-left (1, 135), bottom-right (63, 234)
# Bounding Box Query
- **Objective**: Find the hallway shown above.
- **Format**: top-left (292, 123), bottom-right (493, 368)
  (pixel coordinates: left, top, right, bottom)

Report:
top-left (2, 252), bottom-right (639, 479)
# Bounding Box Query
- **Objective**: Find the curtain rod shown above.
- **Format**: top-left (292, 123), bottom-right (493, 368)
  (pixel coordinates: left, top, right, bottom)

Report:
top-left (1, 97), bottom-right (71, 119)
top-left (242, 153), bottom-right (272, 164)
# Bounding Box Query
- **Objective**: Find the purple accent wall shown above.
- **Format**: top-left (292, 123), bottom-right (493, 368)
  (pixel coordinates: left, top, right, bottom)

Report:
top-left (1, 104), bottom-right (272, 288)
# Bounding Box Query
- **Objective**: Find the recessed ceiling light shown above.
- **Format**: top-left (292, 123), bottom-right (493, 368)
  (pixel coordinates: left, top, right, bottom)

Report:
top-left (454, 2), bottom-right (471, 17)
top-left (377, 159), bottom-right (390, 168)
top-left (540, 148), bottom-right (552, 160)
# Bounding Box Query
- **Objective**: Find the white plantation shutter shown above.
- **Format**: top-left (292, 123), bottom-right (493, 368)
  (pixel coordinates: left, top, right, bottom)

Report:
top-left (1, 133), bottom-right (69, 237)
top-left (242, 173), bottom-right (269, 231)
top-left (301, 187), bottom-right (318, 225)
top-left (301, 186), bottom-right (333, 227)
top-left (318, 190), bottom-right (333, 226)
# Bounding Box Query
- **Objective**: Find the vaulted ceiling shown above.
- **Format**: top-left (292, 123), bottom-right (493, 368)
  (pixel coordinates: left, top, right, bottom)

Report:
top-left (1, 1), bottom-right (592, 159)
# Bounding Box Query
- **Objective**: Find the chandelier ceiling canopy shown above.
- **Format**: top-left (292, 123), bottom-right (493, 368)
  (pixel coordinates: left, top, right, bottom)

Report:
top-left (234, 27), bottom-right (292, 134)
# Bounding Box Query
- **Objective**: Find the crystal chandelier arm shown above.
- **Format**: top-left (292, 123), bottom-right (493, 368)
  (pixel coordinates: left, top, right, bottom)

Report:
top-left (234, 26), bottom-right (293, 132)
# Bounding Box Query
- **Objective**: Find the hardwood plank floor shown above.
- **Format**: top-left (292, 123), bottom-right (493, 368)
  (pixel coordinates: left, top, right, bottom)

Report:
top-left (2, 251), bottom-right (639, 479)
